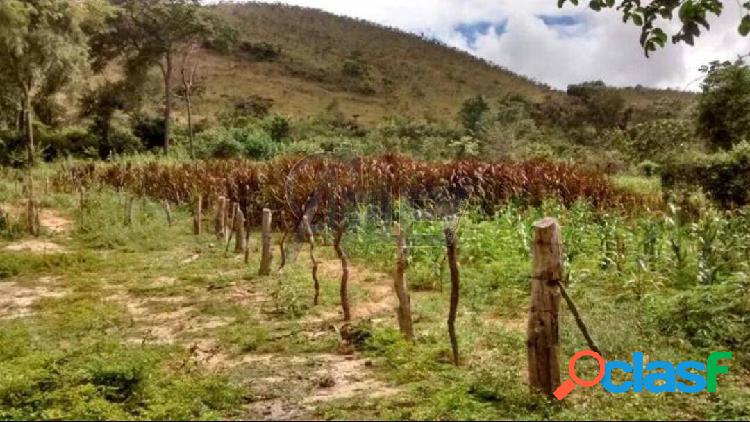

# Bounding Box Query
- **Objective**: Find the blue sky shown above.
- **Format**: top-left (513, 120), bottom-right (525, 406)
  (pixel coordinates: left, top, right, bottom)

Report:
top-left (246, 0), bottom-right (748, 90)
top-left (454, 20), bottom-right (507, 47)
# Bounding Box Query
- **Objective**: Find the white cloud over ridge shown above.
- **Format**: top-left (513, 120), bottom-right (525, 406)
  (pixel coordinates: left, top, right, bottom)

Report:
top-left (246, 0), bottom-right (749, 91)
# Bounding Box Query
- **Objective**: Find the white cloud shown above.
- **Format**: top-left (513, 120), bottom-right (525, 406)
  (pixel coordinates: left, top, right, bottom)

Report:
top-left (246, 0), bottom-right (749, 90)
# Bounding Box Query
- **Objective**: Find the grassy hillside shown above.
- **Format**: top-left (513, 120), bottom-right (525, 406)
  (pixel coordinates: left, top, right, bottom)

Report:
top-left (181, 2), bottom-right (692, 126)
top-left (190, 2), bottom-right (552, 125)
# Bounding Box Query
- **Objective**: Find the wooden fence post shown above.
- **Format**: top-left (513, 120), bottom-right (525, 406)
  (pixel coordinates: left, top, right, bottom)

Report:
top-left (26, 198), bottom-right (40, 236)
top-left (334, 222), bottom-right (351, 322)
top-left (193, 194), bottom-right (202, 235)
top-left (527, 217), bottom-right (563, 396)
top-left (234, 204), bottom-right (246, 253)
top-left (394, 223), bottom-right (414, 341)
top-left (163, 201), bottom-right (172, 227)
top-left (259, 208), bottom-right (273, 275)
top-left (444, 227), bottom-right (460, 365)
top-left (215, 196), bottom-right (226, 239)
top-left (125, 195), bottom-right (135, 226)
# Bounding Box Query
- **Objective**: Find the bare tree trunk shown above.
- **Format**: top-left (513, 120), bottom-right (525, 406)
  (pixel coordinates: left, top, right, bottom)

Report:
top-left (186, 93), bottom-right (194, 159)
top-left (181, 43), bottom-right (199, 160)
top-left (163, 51), bottom-right (173, 155)
top-left (393, 223), bottom-right (414, 341)
top-left (259, 208), bottom-right (273, 275)
top-left (527, 217), bottom-right (563, 396)
top-left (23, 92), bottom-right (34, 165)
top-left (302, 216), bottom-right (320, 305)
top-left (334, 222), bottom-right (351, 322)
top-left (445, 227), bottom-right (460, 365)
top-left (16, 108), bottom-right (24, 133)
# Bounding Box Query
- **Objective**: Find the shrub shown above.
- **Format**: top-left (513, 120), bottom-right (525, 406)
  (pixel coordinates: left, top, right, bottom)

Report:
top-left (341, 58), bottom-right (370, 79)
top-left (39, 126), bottom-right (99, 160)
top-left (651, 282), bottom-right (750, 368)
top-left (238, 40), bottom-right (280, 61)
top-left (0, 130), bottom-right (26, 167)
top-left (662, 142), bottom-right (750, 208)
top-left (459, 95), bottom-right (490, 134)
top-left (195, 126), bottom-right (279, 160)
top-left (264, 115), bottom-right (290, 142)
top-left (132, 116), bottom-right (165, 150)
top-left (626, 119), bottom-right (696, 163)
top-left (211, 138), bottom-right (246, 159)
top-left (638, 160), bottom-right (661, 177)
top-left (104, 123), bottom-right (143, 158)
top-left (231, 96), bottom-right (274, 120)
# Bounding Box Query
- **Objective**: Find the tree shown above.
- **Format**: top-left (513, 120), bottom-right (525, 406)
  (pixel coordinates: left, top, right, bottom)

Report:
top-left (0, 0), bottom-right (88, 165)
top-left (567, 81), bottom-right (628, 130)
top-left (177, 42), bottom-right (205, 159)
top-left (696, 59), bottom-right (750, 149)
top-left (557, 0), bottom-right (750, 55)
top-left (100, 0), bottom-right (217, 155)
top-left (459, 95), bottom-right (490, 134)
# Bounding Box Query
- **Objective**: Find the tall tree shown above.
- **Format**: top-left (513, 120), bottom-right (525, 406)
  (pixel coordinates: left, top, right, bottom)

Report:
top-left (0, 0), bottom-right (88, 165)
top-left (177, 42), bottom-right (205, 159)
top-left (101, 0), bottom-right (215, 155)
top-left (557, 0), bottom-right (749, 55)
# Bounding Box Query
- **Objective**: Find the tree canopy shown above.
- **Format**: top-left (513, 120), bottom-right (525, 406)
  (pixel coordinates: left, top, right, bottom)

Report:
top-left (558, 0), bottom-right (750, 55)
top-left (696, 59), bottom-right (750, 149)
top-left (0, 0), bottom-right (89, 164)
top-left (94, 0), bottom-right (227, 154)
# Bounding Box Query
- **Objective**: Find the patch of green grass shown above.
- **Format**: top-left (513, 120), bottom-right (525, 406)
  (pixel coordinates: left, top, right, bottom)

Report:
top-left (219, 321), bottom-right (270, 353)
top-left (611, 174), bottom-right (662, 196)
top-left (0, 251), bottom-right (101, 279)
top-left (0, 295), bottom-right (243, 420)
top-left (74, 190), bottom-right (179, 252)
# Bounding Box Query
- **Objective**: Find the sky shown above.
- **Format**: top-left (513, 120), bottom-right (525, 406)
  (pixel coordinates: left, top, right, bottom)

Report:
top-left (242, 0), bottom-right (749, 91)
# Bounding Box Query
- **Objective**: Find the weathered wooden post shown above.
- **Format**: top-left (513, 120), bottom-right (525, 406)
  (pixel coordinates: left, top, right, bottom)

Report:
top-left (214, 196), bottom-right (226, 239)
top-left (393, 223), bottom-right (414, 341)
top-left (125, 195), bottom-right (135, 226)
top-left (444, 227), bottom-right (460, 365)
top-left (163, 201), bottom-right (173, 227)
top-left (527, 217), bottom-right (563, 396)
top-left (259, 208), bottom-right (273, 275)
top-left (234, 204), bottom-right (246, 253)
top-left (26, 198), bottom-right (40, 236)
top-left (193, 194), bottom-right (202, 235)
top-left (302, 215), bottom-right (320, 305)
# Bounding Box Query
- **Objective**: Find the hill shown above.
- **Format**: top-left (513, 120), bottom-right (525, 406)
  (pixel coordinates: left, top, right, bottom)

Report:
top-left (188, 2), bottom-right (555, 125)
top-left (184, 2), bottom-right (689, 126)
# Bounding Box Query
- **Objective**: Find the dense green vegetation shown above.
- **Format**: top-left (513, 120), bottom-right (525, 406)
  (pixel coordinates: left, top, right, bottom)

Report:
top-left (0, 167), bottom-right (748, 420)
top-left (1, 1), bottom-right (749, 421)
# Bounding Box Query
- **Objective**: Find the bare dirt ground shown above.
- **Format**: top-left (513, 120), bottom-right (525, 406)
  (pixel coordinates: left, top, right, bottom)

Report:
top-left (2, 203), bottom-right (71, 252)
top-left (0, 276), bottom-right (69, 319)
top-left (0, 200), bottom-right (402, 419)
